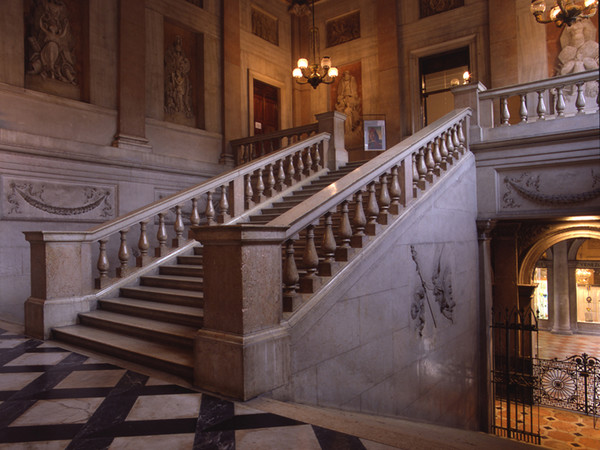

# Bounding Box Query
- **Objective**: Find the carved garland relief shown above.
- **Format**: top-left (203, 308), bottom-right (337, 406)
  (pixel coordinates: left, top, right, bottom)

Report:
top-left (2, 176), bottom-right (115, 221)
top-left (501, 169), bottom-right (600, 211)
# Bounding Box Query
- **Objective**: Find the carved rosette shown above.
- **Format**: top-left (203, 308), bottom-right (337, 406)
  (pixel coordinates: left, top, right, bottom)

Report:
top-left (2, 176), bottom-right (115, 221)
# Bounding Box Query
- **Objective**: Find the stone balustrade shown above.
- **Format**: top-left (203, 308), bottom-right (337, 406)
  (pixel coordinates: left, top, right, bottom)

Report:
top-left (24, 127), bottom-right (334, 339)
top-left (230, 123), bottom-right (319, 165)
top-left (268, 108), bottom-right (472, 312)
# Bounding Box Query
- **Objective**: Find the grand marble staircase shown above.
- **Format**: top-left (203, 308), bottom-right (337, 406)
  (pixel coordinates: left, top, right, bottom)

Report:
top-left (51, 162), bottom-right (364, 380)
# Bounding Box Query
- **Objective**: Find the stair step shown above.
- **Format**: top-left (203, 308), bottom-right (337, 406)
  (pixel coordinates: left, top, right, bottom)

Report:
top-left (177, 255), bottom-right (203, 265)
top-left (159, 264), bottom-right (204, 277)
top-left (52, 325), bottom-right (193, 379)
top-left (120, 286), bottom-right (203, 307)
top-left (99, 297), bottom-right (204, 327)
top-left (79, 310), bottom-right (197, 347)
top-left (141, 274), bottom-right (203, 290)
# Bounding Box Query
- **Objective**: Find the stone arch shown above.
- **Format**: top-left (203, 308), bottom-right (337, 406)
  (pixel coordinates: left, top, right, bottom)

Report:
top-left (518, 223), bottom-right (600, 285)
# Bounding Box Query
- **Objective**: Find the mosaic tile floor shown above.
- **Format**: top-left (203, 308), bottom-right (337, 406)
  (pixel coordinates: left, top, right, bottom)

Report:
top-left (537, 331), bottom-right (600, 361)
top-left (0, 327), bottom-right (400, 449)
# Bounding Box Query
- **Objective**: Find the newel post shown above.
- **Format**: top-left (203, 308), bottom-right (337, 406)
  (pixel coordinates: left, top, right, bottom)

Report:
top-left (452, 81), bottom-right (487, 142)
top-left (23, 232), bottom-right (93, 339)
top-left (190, 224), bottom-right (290, 400)
top-left (316, 111), bottom-right (348, 170)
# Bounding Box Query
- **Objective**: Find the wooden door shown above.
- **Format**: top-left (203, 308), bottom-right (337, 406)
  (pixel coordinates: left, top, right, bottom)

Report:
top-left (253, 80), bottom-right (279, 136)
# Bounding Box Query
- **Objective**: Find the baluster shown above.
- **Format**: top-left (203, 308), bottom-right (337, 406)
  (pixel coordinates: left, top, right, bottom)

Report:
top-left (321, 212), bottom-right (336, 262)
top-left (575, 83), bottom-right (586, 113)
top-left (95, 239), bottom-right (109, 288)
top-left (137, 220), bottom-right (150, 267)
top-left (282, 238), bottom-right (300, 312)
top-left (304, 147), bottom-right (313, 176)
top-left (439, 135), bottom-right (449, 169)
top-left (300, 225), bottom-right (319, 293)
top-left (275, 159), bottom-right (285, 192)
top-left (312, 143), bottom-right (321, 171)
top-left (285, 155), bottom-right (296, 186)
top-left (265, 164), bottom-right (275, 197)
top-left (205, 191), bottom-right (215, 225)
top-left (244, 174), bottom-right (254, 209)
top-left (295, 150), bottom-right (304, 180)
top-left (218, 185), bottom-right (230, 223)
top-left (417, 147), bottom-right (427, 189)
top-left (457, 121), bottom-right (466, 153)
top-left (190, 198), bottom-right (200, 226)
top-left (155, 212), bottom-right (168, 257)
top-left (172, 205), bottom-right (185, 247)
top-left (351, 189), bottom-right (367, 248)
top-left (424, 142), bottom-right (435, 182)
top-left (555, 86), bottom-right (566, 117)
top-left (519, 93), bottom-right (528, 123)
top-left (432, 139), bottom-right (442, 175)
top-left (451, 126), bottom-right (460, 158)
top-left (536, 90), bottom-right (546, 120)
top-left (389, 166), bottom-right (402, 215)
top-left (253, 168), bottom-right (265, 203)
top-left (412, 152), bottom-right (419, 196)
top-left (445, 131), bottom-right (455, 163)
top-left (500, 97), bottom-right (510, 126)
top-left (378, 173), bottom-right (391, 225)
top-left (366, 182), bottom-right (380, 235)
top-left (337, 200), bottom-right (352, 261)
top-left (117, 228), bottom-right (131, 277)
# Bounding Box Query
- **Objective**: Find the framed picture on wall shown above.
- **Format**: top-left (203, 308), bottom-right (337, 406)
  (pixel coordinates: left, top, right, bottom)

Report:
top-left (364, 120), bottom-right (386, 151)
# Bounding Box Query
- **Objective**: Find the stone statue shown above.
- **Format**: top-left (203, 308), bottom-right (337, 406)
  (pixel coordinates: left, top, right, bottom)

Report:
top-left (557, 20), bottom-right (599, 99)
top-left (335, 71), bottom-right (361, 136)
top-left (165, 35), bottom-right (193, 118)
top-left (26, 0), bottom-right (78, 85)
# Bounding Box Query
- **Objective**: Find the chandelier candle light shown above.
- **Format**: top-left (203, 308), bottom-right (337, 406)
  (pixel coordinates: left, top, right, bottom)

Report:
top-left (531, 0), bottom-right (598, 27)
top-left (292, 0), bottom-right (338, 89)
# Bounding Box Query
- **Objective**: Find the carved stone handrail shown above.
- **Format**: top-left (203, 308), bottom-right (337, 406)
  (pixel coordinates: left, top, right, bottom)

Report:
top-left (230, 123), bottom-right (319, 165)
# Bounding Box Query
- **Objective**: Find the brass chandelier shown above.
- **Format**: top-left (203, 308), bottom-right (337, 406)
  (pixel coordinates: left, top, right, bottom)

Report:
top-left (530, 0), bottom-right (598, 27)
top-left (292, 0), bottom-right (338, 89)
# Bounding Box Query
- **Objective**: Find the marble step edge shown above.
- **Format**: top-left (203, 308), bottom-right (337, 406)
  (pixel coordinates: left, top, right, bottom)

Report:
top-left (52, 325), bottom-right (193, 379)
top-left (79, 309), bottom-right (197, 348)
top-left (99, 297), bottom-right (204, 327)
top-left (120, 286), bottom-right (204, 307)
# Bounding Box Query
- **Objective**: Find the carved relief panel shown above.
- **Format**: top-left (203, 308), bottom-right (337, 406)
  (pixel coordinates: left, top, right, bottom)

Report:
top-left (326, 11), bottom-right (360, 48)
top-left (419, 0), bottom-right (464, 18)
top-left (499, 165), bottom-right (600, 213)
top-left (251, 7), bottom-right (279, 46)
top-left (330, 62), bottom-right (363, 150)
top-left (24, 0), bottom-right (87, 101)
top-left (2, 176), bottom-right (115, 222)
top-left (163, 22), bottom-right (204, 129)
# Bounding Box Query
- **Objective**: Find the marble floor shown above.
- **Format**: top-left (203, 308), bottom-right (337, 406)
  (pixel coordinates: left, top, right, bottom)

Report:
top-left (0, 322), bottom-right (545, 449)
top-left (538, 330), bottom-right (600, 361)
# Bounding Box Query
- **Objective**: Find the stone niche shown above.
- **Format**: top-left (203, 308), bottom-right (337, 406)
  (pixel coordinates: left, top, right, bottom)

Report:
top-left (24, 0), bottom-right (88, 101)
top-left (330, 61), bottom-right (363, 154)
top-left (163, 21), bottom-right (204, 129)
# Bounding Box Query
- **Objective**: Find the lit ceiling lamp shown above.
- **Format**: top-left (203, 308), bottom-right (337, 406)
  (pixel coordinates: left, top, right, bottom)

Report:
top-left (531, 0), bottom-right (598, 27)
top-left (292, 0), bottom-right (338, 89)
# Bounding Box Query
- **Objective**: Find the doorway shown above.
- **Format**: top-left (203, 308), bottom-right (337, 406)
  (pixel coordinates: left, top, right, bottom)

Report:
top-left (253, 79), bottom-right (279, 136)
top-left (419, 47), bottom-right (470, 127)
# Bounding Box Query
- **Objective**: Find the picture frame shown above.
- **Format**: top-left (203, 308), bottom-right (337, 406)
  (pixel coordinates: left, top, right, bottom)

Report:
top-left (364, 120), bottom-right (386, 151)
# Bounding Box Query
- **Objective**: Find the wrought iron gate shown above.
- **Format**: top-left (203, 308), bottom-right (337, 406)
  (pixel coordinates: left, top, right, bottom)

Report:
top-left (535, 353), bottom-right (600, 426)
top-left (491, 307), bottom-right (540, 444)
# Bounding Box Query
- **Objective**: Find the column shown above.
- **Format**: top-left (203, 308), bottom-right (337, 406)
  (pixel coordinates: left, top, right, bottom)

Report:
top-left (476, 219), bottom-right (496, 433)
top-left (190, 225), bottom-right (290, 400)
top-left (112, 0), bottom-right (151, 150)
top-left (551, 241), bottom-right (572, 334)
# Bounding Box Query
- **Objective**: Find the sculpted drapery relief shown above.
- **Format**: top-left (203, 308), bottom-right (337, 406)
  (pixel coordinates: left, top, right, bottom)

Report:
top-left (326, 11), bottom-right (360, 48)
top-left (557, 21), bottom-right (599, 99)
top-left (164, 35), bottom-right (194, 119)
top-left (334, 68), bottom-right (363, 148)
top-left (26, 0), bottom-right (78, 85)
